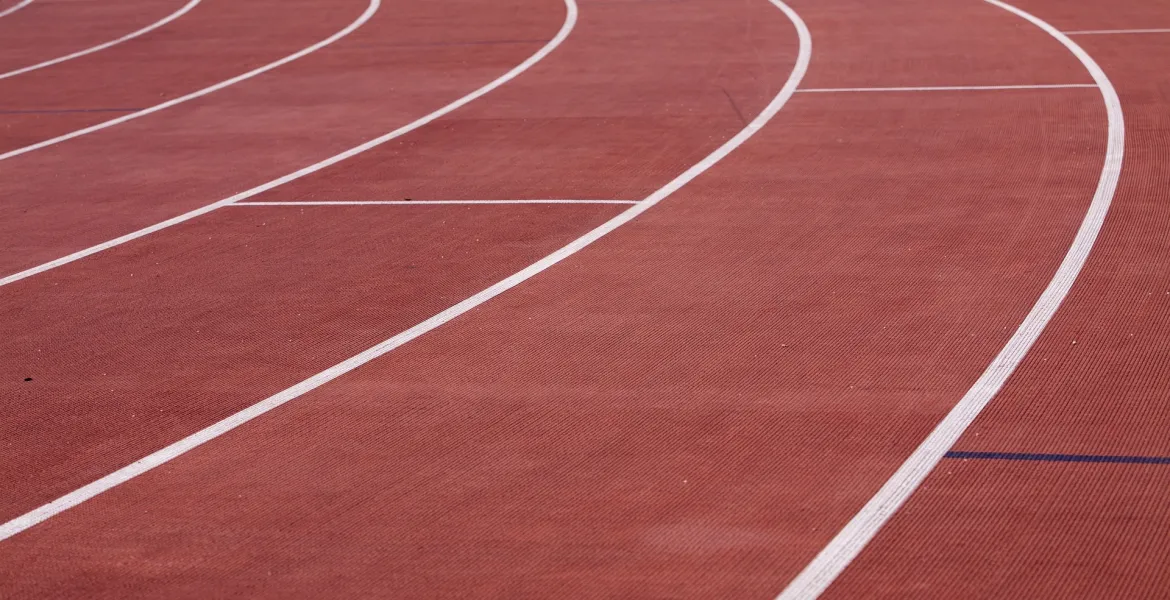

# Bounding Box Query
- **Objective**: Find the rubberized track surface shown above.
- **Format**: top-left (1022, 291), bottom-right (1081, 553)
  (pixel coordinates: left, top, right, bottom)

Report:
top-left (0, 0), bottom-right (1168, 597)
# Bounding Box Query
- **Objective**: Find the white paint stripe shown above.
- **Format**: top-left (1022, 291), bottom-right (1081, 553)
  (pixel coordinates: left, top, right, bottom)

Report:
top-left (798, 83), bottom-right (1096, 93)
top-left (1066, 28), bottom-right (1170, 35)
top-left (0, 0), bottom-right (811, 541)
top-left (0, 0), bottom-right (34, 19)
top-left (0, 0), bottom-right (379, 162)
top-left (0, 0), bottom-right (202, 81)
top-left (774, 1), bottom-right (1124, 598)
top-left (0, 0), bottom-right (571, 288)
top-left (231, 200), bottom-right (638, 206)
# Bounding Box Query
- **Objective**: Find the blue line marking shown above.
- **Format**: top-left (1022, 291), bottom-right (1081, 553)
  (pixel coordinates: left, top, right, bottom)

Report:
top-left (0, 108), bottom-right (143, 115)
top-left (945, 450), bottom-right (1170, 464)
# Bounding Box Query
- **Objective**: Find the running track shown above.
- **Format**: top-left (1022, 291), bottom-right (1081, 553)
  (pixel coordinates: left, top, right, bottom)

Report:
top-left (0, 0), bottom-right (1167, 596)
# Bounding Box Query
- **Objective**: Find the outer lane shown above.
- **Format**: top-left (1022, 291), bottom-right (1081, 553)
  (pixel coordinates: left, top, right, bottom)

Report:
top-left (822, 1), bottom-right (1170, 597)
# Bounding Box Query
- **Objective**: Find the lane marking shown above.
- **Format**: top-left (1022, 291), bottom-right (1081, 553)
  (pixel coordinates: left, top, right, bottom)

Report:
top-left (0, 0), bottom-right (379, 162)
top-left (946, 451), bottom-right (1170, 465)
top-left (0, 108), bottom-right (142, 115)
top-left (0, 0), bottom-right (33, 19)
top-left (0, 0), bottom-right (574, 288)
top-left (380, 38), bottom-right (549, 47)
top-left (230, 200), bottom-right (639, 206)
top-left (1066, 28), bottom-right (1170, 35)
top-left (775, 1), bottom-right (1124, 598)
top-left (798, 83), bottom-right (1096, 93)
top-left (0, 0), bottom-right (201, 81)
top-left (0, 0), bottom-right (811, 541)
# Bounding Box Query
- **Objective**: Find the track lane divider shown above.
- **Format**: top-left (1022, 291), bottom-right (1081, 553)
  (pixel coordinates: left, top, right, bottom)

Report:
top-left (0, 0), bottom-right (811, 541)
top-left (0, 0), bottom-right (582, 288)
top-left (774, 0), bottom-right (1125, 597)
top-left (0, 0), bottom-right (33, 19)
top-left (0, 0), bottom-right (202, 81)
top-left (0, 0), bottom-right (379, 162)
top-left (230, 200), bottom-right (639, 206)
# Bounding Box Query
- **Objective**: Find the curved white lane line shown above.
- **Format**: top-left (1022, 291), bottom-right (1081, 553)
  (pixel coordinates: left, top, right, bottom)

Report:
top-left (0, 0), bottom-right (578, 288)
top-left (0, 0), bottom-right (202, 81)
top-left (0, 0), bottom-right (379, 163)
top-left (774, 1), bottom-right (1124, 598)
top-left (0, 0), bottom-right (33, 19)
top-left (0, 0), bottom-right (811, 540)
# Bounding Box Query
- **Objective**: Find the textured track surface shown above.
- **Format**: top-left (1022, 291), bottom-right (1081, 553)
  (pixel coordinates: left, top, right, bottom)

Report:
top-left (0, 0), bottom-right (177, 73)
top-left (1, 0), bottom-right (1167, 596)
top-left (0, 0), bottom-right (358, 152)
top-left (822, 0), bottom-right (1170, 597)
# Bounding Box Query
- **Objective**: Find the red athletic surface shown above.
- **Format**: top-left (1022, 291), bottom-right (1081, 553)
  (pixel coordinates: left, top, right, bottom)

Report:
top-left (0, 0), bottom-right (563, 273)
top-left (0, 0), bottom-right (363, 152)
top-left (0, 0), bottom-right (178, 73)
top-left (0, 0), bottom-right (1167, 597)
top-left (822, 0), bottom-right (1170, 597)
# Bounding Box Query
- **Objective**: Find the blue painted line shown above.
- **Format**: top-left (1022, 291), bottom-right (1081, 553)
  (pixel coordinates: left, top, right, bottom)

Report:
top-left (945, 450), bottom-right (1170, 464)
top-left (0, 108), bottom-right (143, 115)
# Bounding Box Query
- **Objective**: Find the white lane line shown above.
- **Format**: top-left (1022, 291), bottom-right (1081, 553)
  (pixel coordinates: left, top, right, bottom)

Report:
top-left (1066, 28), bottom-right (1170, 35)
top-left (231, 200), bottom-right (639, 206)
top-left (0, 0), bottom-right (572, 288)
top-left (798, 83), bottom-right (1096, 92)
top-left (0, 0), bottom-right (202, 81)
top-left (0, 0), bottom-right (379, 163)
top-left (0, 0), bottom-right (811, 541)
top-left (774, 1), bottom-right (1124, 598)
top-left (0, 0), bottom-right (34, 19)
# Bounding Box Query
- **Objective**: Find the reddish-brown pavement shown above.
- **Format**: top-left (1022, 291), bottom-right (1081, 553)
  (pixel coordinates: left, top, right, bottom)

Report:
top-left (820, 3), bottom-right (1170, 598)
top-left (0, 203), bottom-right (625, 519)
top-left (0, 0), bottom-right (364, 153)
top-left (795, 0), bottom-right (1092, 89)
top-left (251, 0), bottom-right (1095, 204)
top-left (254, 0), bottom-right (795, 203)
top-left (0, 0), bottom-right (1112, 596)
top-left (0, 0), bottom-right (796, 551)
top-left (0, 0), bottom-right (566, 276)
top-left (0, 0), bottom-right (179, 74)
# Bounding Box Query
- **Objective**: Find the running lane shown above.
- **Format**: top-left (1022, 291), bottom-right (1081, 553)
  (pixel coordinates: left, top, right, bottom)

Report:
top-left (0, 0), bottom-right (572, 519)
top-left (0, 0), bottom-right (798, 590)
top-left (253, 0), bottom-right (793, 202)
top-left (0, 0), bottom-right (179, 73)
top-left (0, 0), bottom-right (1106, 597)
top-left (0, 0), bottom-right (365, 153)
top-left (0, 0), bottom-right (566, 277)
top-left (820, 1), bottom-right (1170, 597)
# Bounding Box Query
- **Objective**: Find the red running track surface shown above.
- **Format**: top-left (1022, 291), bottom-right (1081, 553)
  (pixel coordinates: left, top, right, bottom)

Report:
top-left (822, 0), bottom-right (1170, 597)
top-left (0, 0), bottom-right (365, 152)
top-left (0, 0), bottom-right (180, 74)
top-left (0, 0), bottom-right (1168, 597)
top-left (0, 0), bottom-right (566, 274)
